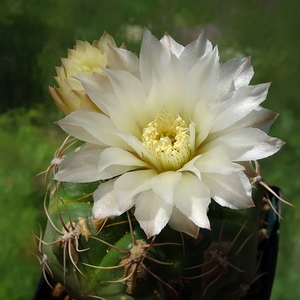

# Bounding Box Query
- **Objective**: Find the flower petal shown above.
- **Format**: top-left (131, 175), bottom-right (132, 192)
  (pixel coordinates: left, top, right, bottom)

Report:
top-left (55, 144), bottom-right (104, 182)
top-left (181, 50), bottom-right (219, 127)
top-left (75, 72), bottom-right (115, 113)
top-left (168, 206), bottom-right (200, 238)
top-left (140, 28), bottom-right (170, 93)
top-left (179, 155), bottom-right (202, 180)
top-left (160, 33), bottom-right (185, 57)
top-left (56, 110), bottom-right (130, 150)
top-left (211, 83), bottom-right (270, 132)
top-left (114, 169), bottom-right (157, 211)
top-left (202, 171), bottom-right (254, 209)
top-left (179, 30), bottom-right (213, 71)
top-left (151, 171), bottom-right (182, 204)
top-left (174, 172), bottom-right (211, 229)
top-left (76, 71), bottom-right (114, 95)
top-left (106, 44), bottom-right (140, 78)
top-left (97, 147), bottom-right (149, 180)
top-left (222, 106), bottom-right (279, 134)
top-left (194, 146), bottom-right (245, 174)
top-left (185, 46), bottom-right (220, 112)
top-left (192, 101), bottom-right (219, 148)
top-left (115, 131), bottom-right (162, 170)
top-left (203, 127), bottom-right (284, 161)
top-left (92, 179), bottom-right (123, 219)
top-left (135, 190), bottom-right (173, 238)
top-left (77, 72), bottom-right (143, 137)
top-left (214, 57), bottom-right (254, 98)
top-left (142, 76), bottom-right (166, 122)
top-left (103, 68), bottom-right (148, 128)
top-left (146, 54), bottom-right (186, 116)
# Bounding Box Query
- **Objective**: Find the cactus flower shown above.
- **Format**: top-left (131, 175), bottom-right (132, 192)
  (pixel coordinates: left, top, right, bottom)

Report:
top-left (54, 29), bottom-right (283, 238)
top-left (48, 32), bottom-right (138, 114)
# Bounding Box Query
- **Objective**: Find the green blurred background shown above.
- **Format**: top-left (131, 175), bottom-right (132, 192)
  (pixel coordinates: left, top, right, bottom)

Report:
top-left (0, 0), bottom-right (299, 299)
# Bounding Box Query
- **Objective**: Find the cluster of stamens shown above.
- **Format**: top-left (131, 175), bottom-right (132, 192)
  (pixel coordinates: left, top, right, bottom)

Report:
top-left (141, 111), bottom-right (191, 171)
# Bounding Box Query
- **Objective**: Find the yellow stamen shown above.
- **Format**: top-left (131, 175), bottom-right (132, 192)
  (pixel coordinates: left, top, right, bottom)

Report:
top-left (142, 111), bottom-right (191, 171)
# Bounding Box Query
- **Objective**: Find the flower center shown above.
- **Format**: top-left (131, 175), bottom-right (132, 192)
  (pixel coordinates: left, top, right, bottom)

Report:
top-left (141, 111), bottom-right (191, 171)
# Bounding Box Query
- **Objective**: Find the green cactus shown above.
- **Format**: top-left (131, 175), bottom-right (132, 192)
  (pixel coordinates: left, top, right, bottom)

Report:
top-left (34, 144), bottom-right (279, 300)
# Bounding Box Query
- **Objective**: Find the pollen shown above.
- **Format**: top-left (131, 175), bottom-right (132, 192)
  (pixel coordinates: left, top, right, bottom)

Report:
top-left (141, 111), bottom-right (191, 171)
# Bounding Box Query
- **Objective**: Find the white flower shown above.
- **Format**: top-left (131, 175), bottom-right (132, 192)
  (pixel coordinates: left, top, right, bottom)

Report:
top-left (48, 32), bottom-right (138, 114)
top-left (55, 29), bottom-right (283, 238)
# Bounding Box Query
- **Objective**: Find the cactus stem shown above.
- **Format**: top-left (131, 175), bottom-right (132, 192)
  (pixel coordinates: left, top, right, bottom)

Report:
top-left (84, 212), bottom-right (181, 298)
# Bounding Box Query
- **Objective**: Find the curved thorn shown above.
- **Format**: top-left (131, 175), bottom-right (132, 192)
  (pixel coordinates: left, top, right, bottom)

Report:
top-left (33, 234), bottom-right (61, 246)
top-left (229, 233), bottom-right (254, 260)
top-left (183, 264), bottom-right (219, 280)
top-left (226, 218), bottom-right (249, 254)
top-left (144, 254), bottom-right (174, 266)
top-left (140, 261), bottom-right (179, 298)
top-left (88, 295), bottom-right (107, 300)
top-left (68, 242), bottom-right (84, 276)
top-left (42, 266), bottom-right (54, 289)
top-left (43, 190), bottom-right (63, 235)
top-left (127, 211), bottom-right (136, 246)
top-left (101, 264), bottom-right (138, 284)
top-left (183, 259), bottom-right (213, 271)
top-left (267, 198), bottom-right (284, 220)
top-left (143, 242), bottom-right (182, 248)
top-left (83, 260), bottom-right (131, 270)
top-left (75, 238), bottom-right (89, 253)
top-left (201, 271), bottom-right (223, 298)
top-left (58, 197), bottom-right (70, 232)
top-left (260, 180), bottom-right (292, 206)
top-left (90, 236), bottom-right (130, 254)
top-left (63, 192), bottom-right (94, 203)
top-left (63, 243), bottom-right (67, 285)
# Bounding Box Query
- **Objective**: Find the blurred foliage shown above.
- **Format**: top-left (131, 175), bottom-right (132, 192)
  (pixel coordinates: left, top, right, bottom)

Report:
top-left (0, 0), bottom-right (299, 299)
top-left (0, 109), bottom-right (63, 299)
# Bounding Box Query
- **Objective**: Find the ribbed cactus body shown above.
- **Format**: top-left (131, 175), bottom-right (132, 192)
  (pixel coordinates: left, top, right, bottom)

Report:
top-left (41, 176), bottom-right (267, 300)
